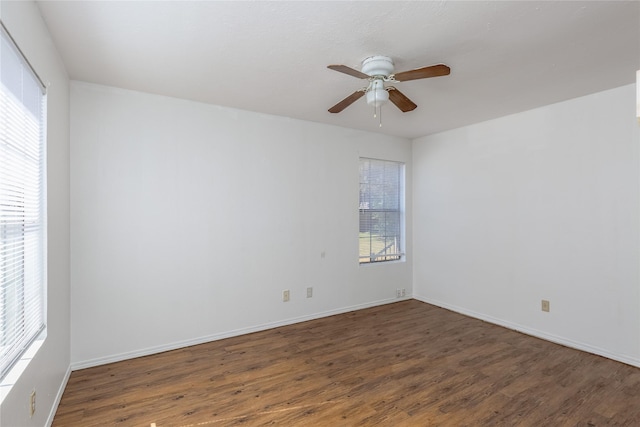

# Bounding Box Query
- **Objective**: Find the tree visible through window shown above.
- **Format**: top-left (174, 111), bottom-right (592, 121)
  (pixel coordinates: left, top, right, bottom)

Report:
top-left (0, 24), bottom-right (47, 381)
top-left (359, 158), bottom-right (404, 263)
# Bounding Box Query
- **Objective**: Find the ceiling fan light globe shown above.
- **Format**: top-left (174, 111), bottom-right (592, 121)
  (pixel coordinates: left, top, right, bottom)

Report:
top-left (366, 88), bottom-right (389, 107)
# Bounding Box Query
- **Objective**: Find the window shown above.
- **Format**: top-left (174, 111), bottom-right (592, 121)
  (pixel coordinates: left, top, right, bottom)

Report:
top-left (359, 158), bottom-right (404, 263)
top-left (0, 23), bottom-right (47, 381)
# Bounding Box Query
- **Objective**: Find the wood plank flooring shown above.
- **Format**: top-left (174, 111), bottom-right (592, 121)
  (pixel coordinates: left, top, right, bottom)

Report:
top-left (53, 300), bottom-right (640, 426)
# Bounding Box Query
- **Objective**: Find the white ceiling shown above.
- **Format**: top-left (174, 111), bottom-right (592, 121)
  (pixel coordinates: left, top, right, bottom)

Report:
top-left (36, 1), bottom-right (640, 139)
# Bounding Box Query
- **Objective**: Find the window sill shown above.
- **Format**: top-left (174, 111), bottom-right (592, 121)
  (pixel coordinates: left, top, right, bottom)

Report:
top-left (0, 332), bottom-right (46, 404)
top-left (359, 258), bottom-right (406, 266)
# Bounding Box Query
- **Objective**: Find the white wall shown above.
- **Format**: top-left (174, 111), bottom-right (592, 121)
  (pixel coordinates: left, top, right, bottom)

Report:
top-left (413, 84), bottom-right (640, 366)
top-left (0, 1), bottom-right (71, 426)
top-left (70, 82), bottom-right (412, 367)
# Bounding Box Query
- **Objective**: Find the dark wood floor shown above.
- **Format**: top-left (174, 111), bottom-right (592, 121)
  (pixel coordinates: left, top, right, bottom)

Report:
top-left (53, 300), bottom-right (640, 426)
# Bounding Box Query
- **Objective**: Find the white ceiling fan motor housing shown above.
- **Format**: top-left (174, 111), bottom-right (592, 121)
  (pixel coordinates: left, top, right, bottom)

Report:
top-left (361, 55), bottom-right (394, 77)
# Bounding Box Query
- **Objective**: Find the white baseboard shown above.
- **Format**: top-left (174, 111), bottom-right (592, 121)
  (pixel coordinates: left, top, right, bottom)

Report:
top-left (413, 294), bottom-right (640, 369)
top-left (71, 297), bottom-right (408, 371)
top-left (46, 364), bottom-right (72, 427)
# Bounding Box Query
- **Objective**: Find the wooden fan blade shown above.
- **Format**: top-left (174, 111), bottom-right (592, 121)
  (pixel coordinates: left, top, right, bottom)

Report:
top-left (393, 64), bottom-right (450, 82)
top-left (388, 87), bottom-right (417, 112)
top-left (328, 91), bottom-right (365, 113)
top-left (327, 65), bottom-right (370, 79)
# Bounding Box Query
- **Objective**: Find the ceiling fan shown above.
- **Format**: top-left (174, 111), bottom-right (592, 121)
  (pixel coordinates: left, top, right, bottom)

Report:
top-left (327, 56), bottom-right (450, 120)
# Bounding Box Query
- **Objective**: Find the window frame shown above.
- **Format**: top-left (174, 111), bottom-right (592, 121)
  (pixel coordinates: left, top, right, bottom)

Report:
top-left (358, 157), bottom-right (405, 264)
top-left (0, 21), bottom-right (47, 384)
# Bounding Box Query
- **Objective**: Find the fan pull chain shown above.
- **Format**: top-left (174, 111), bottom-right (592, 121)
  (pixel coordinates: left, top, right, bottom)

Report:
top-left (379, 105), bottom-right (382, 127)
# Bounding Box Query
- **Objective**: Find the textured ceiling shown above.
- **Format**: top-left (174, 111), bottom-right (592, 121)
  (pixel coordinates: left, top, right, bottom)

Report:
top-left (36, 1), bottom-right (640, 139)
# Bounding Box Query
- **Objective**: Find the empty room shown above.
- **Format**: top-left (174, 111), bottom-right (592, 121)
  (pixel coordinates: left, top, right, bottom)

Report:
top-left (1, 1), bottom-right (639, 426)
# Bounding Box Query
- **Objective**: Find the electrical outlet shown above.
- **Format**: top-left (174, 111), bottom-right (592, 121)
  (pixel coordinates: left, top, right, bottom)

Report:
top-left (401, 288), bottom-right (406, 297)
top-left (396, 289), bottom-right (401, 298)
top-left (283, 290), bottom-right (290, 302)
top-left (541, 300), bottom-right (550, 312)
top-left (30, 389), bottom-right (36, 417)
top-left (306, 287), bottom-right (313, 298)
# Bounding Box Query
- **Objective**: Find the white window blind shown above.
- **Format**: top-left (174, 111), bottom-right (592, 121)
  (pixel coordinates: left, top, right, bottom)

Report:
top-left (0, 23), bottom-right (46, 381)
top-left (359, 158), bottom-right (404, 263)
